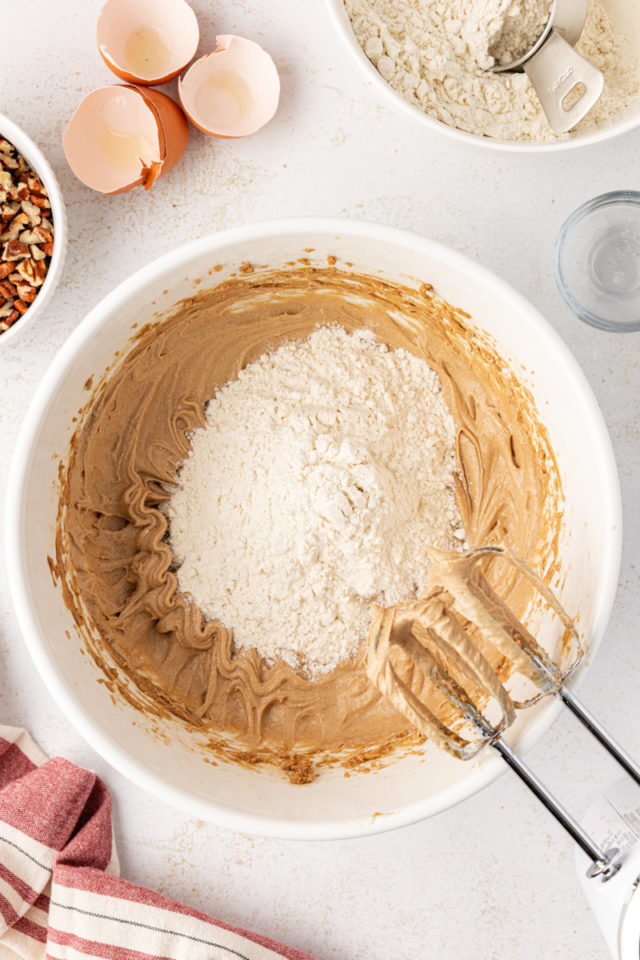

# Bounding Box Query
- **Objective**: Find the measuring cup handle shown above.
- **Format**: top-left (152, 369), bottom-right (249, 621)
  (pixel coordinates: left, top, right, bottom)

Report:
top-left (523, 29), bottom-right (604, 134)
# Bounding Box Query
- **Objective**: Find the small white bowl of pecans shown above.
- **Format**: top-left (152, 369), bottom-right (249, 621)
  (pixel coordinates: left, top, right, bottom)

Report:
top-left (0, 113), bottom-right (67, 345)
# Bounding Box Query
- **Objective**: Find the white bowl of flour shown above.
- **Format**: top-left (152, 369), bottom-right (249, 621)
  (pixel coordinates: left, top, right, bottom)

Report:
top-left (6, 218), bottom-right (621, 837)
top-left (327, 0), bottom-right (640, 149)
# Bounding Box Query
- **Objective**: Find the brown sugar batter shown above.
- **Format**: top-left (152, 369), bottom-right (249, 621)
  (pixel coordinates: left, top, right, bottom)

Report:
top-left (55, 265), bottom-right (563, 780)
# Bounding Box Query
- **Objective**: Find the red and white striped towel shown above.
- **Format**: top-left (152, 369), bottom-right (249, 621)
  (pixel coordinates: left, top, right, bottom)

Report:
top-left (0, 726), bottom-right (315, 960)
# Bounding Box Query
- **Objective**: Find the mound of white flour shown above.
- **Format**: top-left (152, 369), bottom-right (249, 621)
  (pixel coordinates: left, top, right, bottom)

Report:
top-left (166, 326), bottom-right (465, 676)
top-left (345, 0), bottom-right (639, 141)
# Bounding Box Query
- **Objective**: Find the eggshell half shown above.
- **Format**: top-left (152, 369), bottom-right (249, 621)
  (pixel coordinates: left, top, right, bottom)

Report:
top-left (178, 35), bottom-right (280, 138)
top-left (97, 0), bottom-right (199, 85)
top-left (62, 85), bottom-right (188, 194)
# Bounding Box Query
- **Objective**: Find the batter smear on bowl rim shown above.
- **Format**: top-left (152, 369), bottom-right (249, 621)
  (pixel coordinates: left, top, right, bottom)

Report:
top-left (55, 264), bottom-right (563, 782)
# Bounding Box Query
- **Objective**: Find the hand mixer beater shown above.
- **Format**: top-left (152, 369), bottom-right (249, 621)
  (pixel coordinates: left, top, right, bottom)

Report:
top-left (367, 545), bottom-right (640, 881)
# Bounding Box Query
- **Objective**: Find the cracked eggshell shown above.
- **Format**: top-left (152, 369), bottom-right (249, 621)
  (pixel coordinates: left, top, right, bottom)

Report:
top-left (138, 87), bottom-right (190, 179)
top-left (178, 35), bottom-right (280, 139)
top-left (62, 85), bottom-right (189, 194)
top-left (97, 0), bottom-right (199, 85)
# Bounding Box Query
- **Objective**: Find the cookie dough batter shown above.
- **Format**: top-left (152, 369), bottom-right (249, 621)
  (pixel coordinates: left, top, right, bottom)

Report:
top-left (55, 264), bottom-right (563, 781)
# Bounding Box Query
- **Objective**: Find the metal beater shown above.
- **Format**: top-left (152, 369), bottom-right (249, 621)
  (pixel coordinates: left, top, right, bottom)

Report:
top-left (367, 545), bottom-right (640, 881)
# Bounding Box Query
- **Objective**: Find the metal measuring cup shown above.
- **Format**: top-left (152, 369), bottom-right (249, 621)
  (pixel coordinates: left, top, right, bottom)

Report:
top-left (492, 0), bottom-right (604, 133)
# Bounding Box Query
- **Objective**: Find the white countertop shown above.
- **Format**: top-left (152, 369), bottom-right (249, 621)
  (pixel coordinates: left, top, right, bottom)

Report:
top-left (2, 2), bottom-right (640, 957)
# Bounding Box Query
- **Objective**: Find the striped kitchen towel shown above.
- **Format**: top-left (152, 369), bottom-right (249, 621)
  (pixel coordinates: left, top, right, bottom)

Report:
top-left (0, 726), bottom-right (314, 960)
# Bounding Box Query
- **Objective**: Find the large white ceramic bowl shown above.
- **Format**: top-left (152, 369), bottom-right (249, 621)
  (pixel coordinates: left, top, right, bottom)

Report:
top-left (325, 0), bottom-right (640, 152)
top-left (6, 218), bottom-right (621, 839)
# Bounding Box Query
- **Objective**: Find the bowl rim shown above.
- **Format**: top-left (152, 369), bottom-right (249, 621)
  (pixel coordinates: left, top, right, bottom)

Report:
top-left (323, 0), bottom-right (640, 153)
top-left (0, 111), bottom-right (68, 347)
top-left (5, 216), bottom-right (623, 839)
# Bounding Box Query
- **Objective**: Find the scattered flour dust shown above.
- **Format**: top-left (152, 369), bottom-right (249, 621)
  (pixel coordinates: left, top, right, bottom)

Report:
top-left (345, 0), bottom-right (640, 141)
top-left (166, 325), bottom-right (466, 676)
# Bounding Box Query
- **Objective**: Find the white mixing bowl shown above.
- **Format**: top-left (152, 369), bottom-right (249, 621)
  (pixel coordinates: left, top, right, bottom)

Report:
top-left (325, 0), bottom-right (640, 152)
top-left (6, 218), bottom-right (621, 839)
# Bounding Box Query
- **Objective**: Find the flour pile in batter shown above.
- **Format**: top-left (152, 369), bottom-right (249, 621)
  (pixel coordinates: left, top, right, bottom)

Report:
top-left (56, 267), bottom-right (563, 776)
top-left (166, 325), bottom-right (465, 676)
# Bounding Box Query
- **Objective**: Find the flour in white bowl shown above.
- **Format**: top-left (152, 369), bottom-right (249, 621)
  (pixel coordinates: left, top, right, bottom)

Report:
top-left (489, 0), bottom-right (553, 65)
top-left (166, 325), bottom-right (465, 676)
top-left (344, 0), bottom-right (640, 141)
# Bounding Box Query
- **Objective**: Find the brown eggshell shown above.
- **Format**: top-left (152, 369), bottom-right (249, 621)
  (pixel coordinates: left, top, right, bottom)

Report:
top-left (62, 85), bottom-right (188, 194)
top-left (135, 86), bottom-right (189, 179)
top-left (178, 35), bottom-right (280, 139)
top-left (97, 0), bottom-right (199, 85)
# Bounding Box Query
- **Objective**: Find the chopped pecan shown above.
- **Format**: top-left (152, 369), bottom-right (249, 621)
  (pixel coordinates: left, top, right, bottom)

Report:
top-left (13, 257), bottom-right (46, 286)
top-left (2, 212), bottom-right (29, 241)
top-left (30, 194), bottom-right (50, 210)
top-left (32, 259), bottom-right (47, 284)
top-left (20, 225), bottom-right (51, 245)
top-left (1, 201), bottom-right (19, 221)
top-left (12, 258), bottom-right (35, 283)
top-left (21, 198), bottom-right (41, 224)
top-left (15, 284), bottom-right (36, 303)
top-left (27, 176), bottom-right (46, 195)
top-left (2, 238), bottom-right (29, 260)
top-left (0, 135), bottom-right (54, 333)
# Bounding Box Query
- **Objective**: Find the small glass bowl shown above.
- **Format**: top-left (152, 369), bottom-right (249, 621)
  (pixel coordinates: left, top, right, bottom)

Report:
top-left (555, 191), bottom-right (640, 333)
